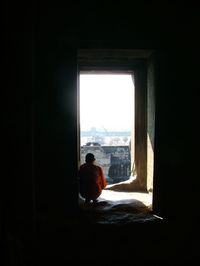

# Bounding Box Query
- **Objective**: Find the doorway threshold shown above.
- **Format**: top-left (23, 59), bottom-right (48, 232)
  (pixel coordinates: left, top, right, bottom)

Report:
top-left (78, 190), bottom-right (162, 225)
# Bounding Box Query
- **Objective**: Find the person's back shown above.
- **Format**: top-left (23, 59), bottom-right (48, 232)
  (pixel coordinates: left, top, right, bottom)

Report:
top-left (78, 153), bottom-right (107, 204)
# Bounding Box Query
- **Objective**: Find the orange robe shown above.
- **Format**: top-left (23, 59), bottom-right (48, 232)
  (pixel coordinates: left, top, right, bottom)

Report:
top-left (78, 163), bottom-right (107, 200)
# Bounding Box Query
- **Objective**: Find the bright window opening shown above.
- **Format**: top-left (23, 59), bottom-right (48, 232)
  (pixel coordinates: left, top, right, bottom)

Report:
top-left (79, 73), bottom-right (135, 185)
top-left (77, 49), bottom-right (156, 220)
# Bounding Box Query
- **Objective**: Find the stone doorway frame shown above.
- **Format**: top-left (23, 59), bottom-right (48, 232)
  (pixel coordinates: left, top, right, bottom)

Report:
top-left (77, 49), bottom-right (155, 193)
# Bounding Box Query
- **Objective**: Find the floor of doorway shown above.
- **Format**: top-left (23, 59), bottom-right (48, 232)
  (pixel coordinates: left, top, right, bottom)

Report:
top-left (78, 190), bottom-right (162, 225)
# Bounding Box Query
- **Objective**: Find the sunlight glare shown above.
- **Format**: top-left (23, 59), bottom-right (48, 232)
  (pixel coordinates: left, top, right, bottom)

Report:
top-left (80, 74), bottom-right (134, 132)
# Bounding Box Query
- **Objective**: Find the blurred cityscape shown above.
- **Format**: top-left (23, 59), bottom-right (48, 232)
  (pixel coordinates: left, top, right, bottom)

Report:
top-left (81, 127), bottom-right (131, 146)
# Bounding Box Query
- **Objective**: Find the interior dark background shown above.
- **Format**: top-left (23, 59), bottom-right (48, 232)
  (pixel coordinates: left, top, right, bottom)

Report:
top-left (3, 2), bottom-right (200, 265)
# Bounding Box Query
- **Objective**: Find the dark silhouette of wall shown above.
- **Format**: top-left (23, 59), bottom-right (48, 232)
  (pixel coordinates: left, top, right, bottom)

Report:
top-left (3, 2), bottom-right (200, 265)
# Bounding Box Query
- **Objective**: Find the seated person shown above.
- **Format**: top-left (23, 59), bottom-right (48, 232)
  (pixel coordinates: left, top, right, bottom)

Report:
top-left (78, 153), bottom-right (107, 204)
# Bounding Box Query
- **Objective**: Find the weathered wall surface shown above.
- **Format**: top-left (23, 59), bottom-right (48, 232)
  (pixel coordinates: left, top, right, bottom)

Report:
top-left (147, 55), bottom-right (155, 192)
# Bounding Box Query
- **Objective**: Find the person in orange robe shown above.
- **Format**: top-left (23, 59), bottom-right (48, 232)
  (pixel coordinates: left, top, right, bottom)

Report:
top-left (78, 153), bottom-right (107, 204)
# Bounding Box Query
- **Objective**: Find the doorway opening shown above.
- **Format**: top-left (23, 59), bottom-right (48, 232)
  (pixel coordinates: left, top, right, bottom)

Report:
top-left (77, 49), bottom-right (155, 218)
top-left (79, 73), bottom-right (135, 186)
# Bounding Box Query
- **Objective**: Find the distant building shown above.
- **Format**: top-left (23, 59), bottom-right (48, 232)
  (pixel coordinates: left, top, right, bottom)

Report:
top-left (81, 145), bottom-right (131, 184)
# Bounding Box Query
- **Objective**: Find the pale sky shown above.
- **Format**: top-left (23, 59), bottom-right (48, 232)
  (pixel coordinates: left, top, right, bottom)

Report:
top-left (80, 74), bottom-right (134, 131)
